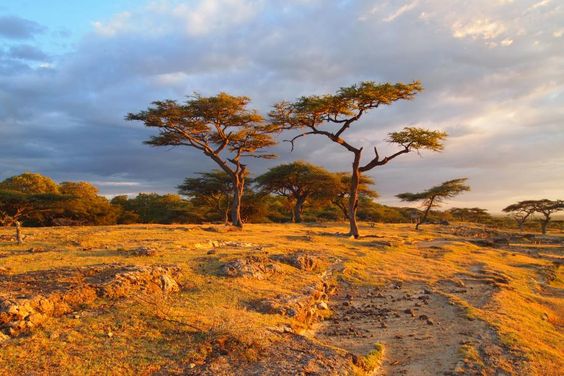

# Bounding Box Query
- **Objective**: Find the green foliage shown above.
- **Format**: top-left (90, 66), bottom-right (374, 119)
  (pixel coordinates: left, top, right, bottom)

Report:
top-left (332, 172), bottom-right (378, 220)
top-left (55, 182), bottom-right (118, 225)
top-left (128, 93), bottom-right (277, 155)
top-left (111, 193), bottom-right (197, 224)
top-left (127, 92), bottom-right (281, 227)
top-left (0, 173), bottom-right (67, 228)
top-left (387, 127), bottom-right (447, 152)
top-left (503, 199), bottom-right (563, 234)
top-left (271, 80), bottom-right (446, 237)
top-left (448, 207), bottom-right (491, 223)
top-left (271, 81), bottom-right (423, 130)
top-left (397, 178), bottom-right (470, 228)
top-left (0, 172), bottom-right (59, 194)
top-left (255, 161), bottom-right (340, 222)
top-left (397, 178), bottom-right (470, 208)
top-left (178, 170), bottom-right (234, 223)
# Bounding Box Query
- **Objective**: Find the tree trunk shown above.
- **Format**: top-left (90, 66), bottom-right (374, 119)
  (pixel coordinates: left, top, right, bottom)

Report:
top-left (224, 206), bottom-right (230, 225)
top-left (540, 215), bottom-right (550, 235)
top-left (15, 221), bottom-right (23, 244)
top-left (348, 152), bottom-right (362, 238)
top-left (231, 179), bottom-right (244, 228)
top-left (517, 219), bottom-right (524, 232)
top-left (293, 197), bottom-right (305, 224)
top-left (341, 205), bottom-right (349, 221)
top-left (417, 199), bottom-right (434, 230)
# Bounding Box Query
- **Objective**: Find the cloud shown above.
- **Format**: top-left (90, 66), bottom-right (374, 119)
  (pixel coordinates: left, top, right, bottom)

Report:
top-left (7, 44), bottom-right (48, 61)
top-left (383, 0), bottom-right (419, 22)
top-left (0, 15), bottom-right (46, 39)
top-left (0, 0), bottom-right (562, 212)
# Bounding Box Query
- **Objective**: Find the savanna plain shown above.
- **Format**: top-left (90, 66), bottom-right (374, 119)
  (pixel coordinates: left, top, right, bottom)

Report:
top-left (0, 222), bottom-right (561, 375)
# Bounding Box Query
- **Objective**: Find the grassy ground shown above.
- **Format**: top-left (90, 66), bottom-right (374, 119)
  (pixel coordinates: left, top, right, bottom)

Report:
top-left (0, 223), bottom-right (562, 375)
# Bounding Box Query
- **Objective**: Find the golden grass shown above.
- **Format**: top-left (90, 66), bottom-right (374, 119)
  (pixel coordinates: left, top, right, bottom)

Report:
top-left (0, 223), bottom-right (562, 375)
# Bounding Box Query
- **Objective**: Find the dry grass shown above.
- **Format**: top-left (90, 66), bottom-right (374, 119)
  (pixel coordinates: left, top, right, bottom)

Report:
top-left (0, 223), bottom-right (562, 375)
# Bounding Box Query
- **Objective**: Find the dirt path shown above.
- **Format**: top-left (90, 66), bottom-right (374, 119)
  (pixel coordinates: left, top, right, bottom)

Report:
top-left (314, 280), bottom-right (521, 375)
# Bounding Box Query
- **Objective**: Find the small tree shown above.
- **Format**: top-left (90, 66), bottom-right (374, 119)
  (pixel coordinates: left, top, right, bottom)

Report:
top-left (530, 199), bottom-right (563, 235)
top-left (502, 200), bottom-right (538, 231)
top-left (0, 190), bottom-right (64, 243)
top-left (178, 170), bottom-right (235, 224)
top-left (127, 93), bottom-right (278, 228)
top-left (332, 172), bottom-right (378, 221)
top-left (396, 178), bottom-right (470, 230)
top-left (255, 161), bottom-right (339, 223)
top-left (271, 81), bottom-right (446, 238)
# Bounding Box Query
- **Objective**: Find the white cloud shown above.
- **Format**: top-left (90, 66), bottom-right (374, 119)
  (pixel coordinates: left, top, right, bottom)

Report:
top-left (383, 0), bottom-right (419, 22)
top-left (0, 0), bottom-right (562, 211)
top-left (93, 12), bottom-right (132, 36)
top-left (452, 18), bottom-right (506, 40)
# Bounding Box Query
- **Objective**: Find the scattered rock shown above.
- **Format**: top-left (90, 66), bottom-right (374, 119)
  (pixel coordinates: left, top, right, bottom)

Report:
top-left (404, 308), bottom-right (415, 317)
top-left (207, 249), bottom-right (216, 255)
top-left (219, 256), bottom-right (279, 280)
top-left (271, 252), bottom-right (320, 271)
top-left (0, 264), bottom-right (182, 337)
top-left (253, 282), bottom-right (336, 326)
top-left (469, 239), bottom-right (495, 248)
top-left (100, 265), bottom-right (182, 298)
top-left (27, 247), bottom-right (47, 254)
top-left (131, 247), bottom-right (158, 256)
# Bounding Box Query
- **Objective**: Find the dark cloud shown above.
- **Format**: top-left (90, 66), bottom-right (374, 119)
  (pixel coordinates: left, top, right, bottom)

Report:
top-left (0, 15), bottom-right (46, 39)
top-left (0, 0), bottom-right (562, 212)
top-left (7, 44), bottom-right (48, 61)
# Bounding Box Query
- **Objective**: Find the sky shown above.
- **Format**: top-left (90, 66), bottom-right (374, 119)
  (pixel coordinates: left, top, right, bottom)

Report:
top-left (0, 0), bottom-right (562, 213)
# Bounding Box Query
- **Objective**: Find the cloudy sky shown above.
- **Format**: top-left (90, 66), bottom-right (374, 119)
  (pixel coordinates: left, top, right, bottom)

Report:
top-left (0, 0), bottom-right (562, 212)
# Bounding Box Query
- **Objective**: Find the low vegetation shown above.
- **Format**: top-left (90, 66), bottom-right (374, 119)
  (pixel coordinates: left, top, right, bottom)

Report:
top-left (0, 222), bottom-right (562, 375)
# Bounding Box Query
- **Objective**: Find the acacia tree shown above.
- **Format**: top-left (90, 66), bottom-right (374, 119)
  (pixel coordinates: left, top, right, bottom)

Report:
top-left (448, 207), bottom-right (491, 224)
top-left (127, 93), bottom-right (278, 228)
top-left (332, 172), bottom-right (378, 221)
top-left (255, 161), bottom-right (339, 223)
top-left (178, 170), bottom-right (235, 224)
top-left (530, 199), bottom-right (563, 235)
top-left (396, 178), bottom-right (470, 230)
top-left (502, 200), bottom-right (537, 231)
top-left (271, 81), bottom-right (446, 238)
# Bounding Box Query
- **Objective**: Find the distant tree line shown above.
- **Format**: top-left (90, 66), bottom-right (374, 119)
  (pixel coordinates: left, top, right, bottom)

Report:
top-left (1, 170), bottom-right (561, 243)
top-left (2, 81), bottom-right (562, 240)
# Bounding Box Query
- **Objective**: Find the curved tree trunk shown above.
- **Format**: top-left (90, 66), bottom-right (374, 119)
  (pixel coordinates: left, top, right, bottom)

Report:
top-left (348, 152), bottom-right (362, 238)
top-left (15, 220), bottom-right (23, 244)
top-left (416, 198), bottom-right (435, 230)
top-left (231, 182), bottom-right (244, 228)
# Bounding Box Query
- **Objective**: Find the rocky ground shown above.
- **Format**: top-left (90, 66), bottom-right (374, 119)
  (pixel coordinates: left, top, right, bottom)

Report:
top-left (0, 223), bottom-right (562, 375)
